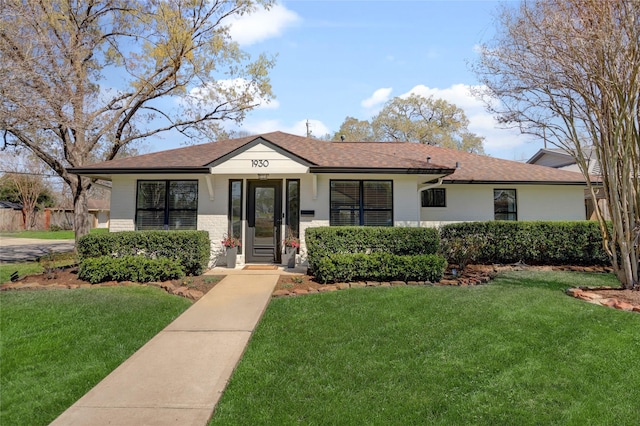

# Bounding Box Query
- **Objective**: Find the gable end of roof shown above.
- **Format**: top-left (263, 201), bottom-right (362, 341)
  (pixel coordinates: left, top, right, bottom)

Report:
top-left (206, 137), bottom-right (316, 168)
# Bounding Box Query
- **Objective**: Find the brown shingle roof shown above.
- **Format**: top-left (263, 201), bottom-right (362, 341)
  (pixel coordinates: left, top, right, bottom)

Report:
top-left (70, 131), bottom-right (589, 184)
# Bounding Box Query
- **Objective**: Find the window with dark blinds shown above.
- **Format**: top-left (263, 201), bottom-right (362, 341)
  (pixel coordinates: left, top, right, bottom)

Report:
top-left (494, 189), bottom-right (517, 221)
top-left (136, 180), bottom-right (198, 230)
top-left (421, 188), bottom-right (446, 207)
top-left (228, 180), bottom-right (243, 254)
top-left (330, 180), bottom-right (393, 226)
top-left (286, 179), bottom-right (300, 238)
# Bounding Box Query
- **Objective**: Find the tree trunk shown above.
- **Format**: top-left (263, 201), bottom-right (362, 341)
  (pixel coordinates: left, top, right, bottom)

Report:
top-left (72, 176), bottom-right (92, 243)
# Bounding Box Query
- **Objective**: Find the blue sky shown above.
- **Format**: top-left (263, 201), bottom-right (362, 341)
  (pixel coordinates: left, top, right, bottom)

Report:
top-left (179, 1), bottom-right (542, 161)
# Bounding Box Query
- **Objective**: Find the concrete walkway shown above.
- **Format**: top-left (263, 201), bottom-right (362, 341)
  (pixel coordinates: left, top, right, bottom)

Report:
top-left (50, 273), bottom-right (279, 426)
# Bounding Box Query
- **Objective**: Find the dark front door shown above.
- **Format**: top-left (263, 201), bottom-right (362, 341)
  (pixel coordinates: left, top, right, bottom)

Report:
top-left (246, 180), bottom-right (282, 263)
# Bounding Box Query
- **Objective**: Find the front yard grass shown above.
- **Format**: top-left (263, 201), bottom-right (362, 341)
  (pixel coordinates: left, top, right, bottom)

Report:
top-left (210, 271), bottom-right (640, 425)
top-left (0, 252), bottom-right (78, 283)
top-left (0, 286), bottom-right (192, 425)
top-left (0, 228), bottom-right (108, 240)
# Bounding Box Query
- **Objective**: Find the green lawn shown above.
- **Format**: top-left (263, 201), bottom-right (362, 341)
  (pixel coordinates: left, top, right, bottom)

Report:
top-left (210, 271), bottom-right (640, 425)
top-left (0, 228), bottom-right (108, 240)
top-left (0, 252), bottom-right (77, 283)
top-left (0, 287), bottom-right (192, 425)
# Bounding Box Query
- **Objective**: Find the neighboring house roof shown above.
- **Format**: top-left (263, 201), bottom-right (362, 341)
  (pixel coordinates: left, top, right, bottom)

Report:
top-left (49, 198), bottom-right (110, 212)
top-left (527, 146), bottom-right (601, 175)
top-left (69, 131), bottom-right (591, 185)
top-left (0, 200), bottom-right (23, 210)
top-left (527, 148), bottom-right (577, 168)
top-left (88, 198), bottom-right (110, 211)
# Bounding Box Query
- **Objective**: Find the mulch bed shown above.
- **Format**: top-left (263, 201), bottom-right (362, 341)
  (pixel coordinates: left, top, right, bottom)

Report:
top-left (275, 264), bottom-right (640, 313)
top-left (2, 263), bottom-right (639, 313)
top-left (0, 266), bottom-right (223, 301)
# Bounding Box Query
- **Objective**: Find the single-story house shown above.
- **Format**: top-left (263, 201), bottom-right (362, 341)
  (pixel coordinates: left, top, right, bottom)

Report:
top-left (44, 199), bottom-right (111, 230)
top-left (527, 147), bottom-right (607, 220)
top-left (69, 131), bottom-right (593, 267)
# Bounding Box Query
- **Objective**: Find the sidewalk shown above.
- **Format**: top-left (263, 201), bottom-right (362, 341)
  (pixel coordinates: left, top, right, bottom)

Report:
top-left (50, 273), bottom-right (279, 426)
top-left (0, 237), bottom-right (75, 262)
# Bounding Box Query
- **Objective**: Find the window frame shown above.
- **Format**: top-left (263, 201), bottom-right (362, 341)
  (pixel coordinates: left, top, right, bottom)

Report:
top-left (493, 188), bottom-right (518, 221)
top-left (286, 179), bottom-right (300, 239)
top-left (228, 179), bottom-right (244, 254)
top-left (329, 179), bottom-right (394, 226)
top-left (135, 179), bottom-right (198, 230)
top-left (421, 188), bottom-right (446, 207)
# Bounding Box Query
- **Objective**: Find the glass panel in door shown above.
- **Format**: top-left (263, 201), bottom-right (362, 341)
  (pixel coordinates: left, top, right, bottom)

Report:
top-left (246, 180), bottom-right (282, 263)
top-left (254, 187), bottom-right (275, 245)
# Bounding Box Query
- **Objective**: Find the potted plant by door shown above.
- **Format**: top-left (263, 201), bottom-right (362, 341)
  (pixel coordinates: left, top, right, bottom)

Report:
top-left (283, 234), bottom-right (300, 268)
top-left (221, 234), bottom-right (241, 268)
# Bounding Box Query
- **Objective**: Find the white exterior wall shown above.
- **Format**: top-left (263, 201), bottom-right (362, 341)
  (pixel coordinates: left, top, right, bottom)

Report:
top-left (110, 174), bottom-right (228, 266)
top-left (96, 211), bottom-right (110, 228)
top-left (420, 183), bottom-right (586, 226)
top-left (109, 175), bottom-right (137, 232)
top-left (108, 153), bottom-right (587, 268)
top-left (210, 144), bottom-right (309, 174)
top-left (110, 171), bottom-right (426, 266)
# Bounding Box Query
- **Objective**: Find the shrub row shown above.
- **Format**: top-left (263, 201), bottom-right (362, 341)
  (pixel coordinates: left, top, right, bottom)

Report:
top-left (78, 256), bottom-right (184, 284)
top-left (77, 230), bottom-right (210, 276)
top-left (439, 221), bottom-right (610, 266)
top-left (306, 227), bottom-right (440, 274)
top-left (313, 252), bottom-right (447, 284)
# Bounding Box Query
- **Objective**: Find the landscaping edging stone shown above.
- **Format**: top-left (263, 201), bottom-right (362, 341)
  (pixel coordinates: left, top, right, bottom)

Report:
top-left (273, 265), bottom-right (498, 298)
top-left (273, 264), bottom-right (619, 299)
top-left (0, 280), bottom-right (205, 301)
top-left (566, 287), bottom-right (640, 313)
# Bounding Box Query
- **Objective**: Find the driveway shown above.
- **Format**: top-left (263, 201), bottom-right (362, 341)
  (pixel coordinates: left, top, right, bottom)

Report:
top-left (0, 238), bottom-right (75, 262)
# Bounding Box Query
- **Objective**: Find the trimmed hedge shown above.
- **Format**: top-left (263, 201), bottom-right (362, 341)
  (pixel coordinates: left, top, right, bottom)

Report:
top-left (306, 227), bottom-right (440, 274)
top-left (439, 221), bottom-right (610, 266)
top-left (313, 252), bottom-right (447, 284)
top-left (77, 230), bottom-right (210, 276)
top-left (78, 256), bottom-right (184, 284)
top-left (306, 227), bottom-right (445, 283)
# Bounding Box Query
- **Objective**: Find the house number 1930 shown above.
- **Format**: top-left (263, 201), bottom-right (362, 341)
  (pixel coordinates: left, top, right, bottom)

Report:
top-left (251, 159), bottom-right (269, 168)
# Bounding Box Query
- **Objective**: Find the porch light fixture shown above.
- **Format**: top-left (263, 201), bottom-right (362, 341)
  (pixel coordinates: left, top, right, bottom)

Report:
top-left (258, 173), bottom-right (269, 180)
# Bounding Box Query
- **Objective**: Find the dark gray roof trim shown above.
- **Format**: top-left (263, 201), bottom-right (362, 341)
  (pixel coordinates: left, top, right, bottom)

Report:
top-left (444, 180), bottom-right (590, 185)
top-left (311, 167), bottom-right (456, 175)
top-left (68, 167), bottom-right (211, 175)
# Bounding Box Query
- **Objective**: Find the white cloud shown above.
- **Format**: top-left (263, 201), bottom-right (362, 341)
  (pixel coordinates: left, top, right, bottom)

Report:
top-left (288, 119), bottom-right (331, 138)
top-left (402, 83), bottom-right (483, 110)
top-left (243, 118), bottom-right (330, 138)
top-left (361, 87), bottom-right (393, 109)
top-left (227, 4), bottom-right (301, 46)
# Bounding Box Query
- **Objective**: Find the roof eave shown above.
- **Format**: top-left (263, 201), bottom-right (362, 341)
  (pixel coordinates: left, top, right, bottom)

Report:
top-left (444, 179), bottom-right (591, 185)
top-left (68, 167), bottom-right (211, 178)
top-left (310, 167), bottom-right (456, 175)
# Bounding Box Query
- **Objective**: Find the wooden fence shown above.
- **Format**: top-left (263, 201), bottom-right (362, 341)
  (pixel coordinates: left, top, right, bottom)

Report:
top-left (0, 209), bottom-right (76, 232)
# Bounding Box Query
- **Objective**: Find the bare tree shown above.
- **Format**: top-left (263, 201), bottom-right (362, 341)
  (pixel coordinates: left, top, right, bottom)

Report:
top-left (0, 0), bottom-right (275, 240)
top-left (474, 0), bottom-right (639, 288)
top-left (0, 153), bottom-right (54, 230)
